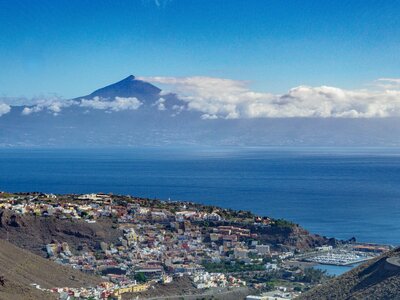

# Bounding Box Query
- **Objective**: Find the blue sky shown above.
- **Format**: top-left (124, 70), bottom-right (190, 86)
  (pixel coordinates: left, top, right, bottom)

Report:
top-left (1, 0), bottom-right (400, 99)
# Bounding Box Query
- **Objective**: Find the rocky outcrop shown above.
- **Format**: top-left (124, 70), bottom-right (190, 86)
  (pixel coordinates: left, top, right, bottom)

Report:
top-left (253, 223), bottom-right (330, 250)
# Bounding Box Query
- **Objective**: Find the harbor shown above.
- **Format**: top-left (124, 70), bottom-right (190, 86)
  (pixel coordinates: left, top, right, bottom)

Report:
top-left (298, 244), bottom-right (392, 267)
top-left (304, 250), bottom-right (371, 266)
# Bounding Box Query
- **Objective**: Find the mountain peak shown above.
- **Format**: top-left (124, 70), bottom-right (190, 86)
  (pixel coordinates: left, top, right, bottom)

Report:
top-left (75, 75), bottom-right (161, 102)
top-left (122, 75), bottom-right (135, 81)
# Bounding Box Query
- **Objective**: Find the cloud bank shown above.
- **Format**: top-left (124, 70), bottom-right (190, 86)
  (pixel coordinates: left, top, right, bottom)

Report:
top-left (141, 76), bottom-right (400, 119)
top-left (80, 97), bottom-right (142, 111)
top-left (375, 78), bottom-right (400, 90)
top-left (11, 75), bottom-right (400, 119)
top-left (22, 99), bottom-right (74, 116)
top-left (21, 97), bottom-right (142, 116)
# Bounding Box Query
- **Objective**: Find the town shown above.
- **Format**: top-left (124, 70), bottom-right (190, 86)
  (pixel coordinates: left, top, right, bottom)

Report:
top-left (0, 192), bottom-right (392, 300)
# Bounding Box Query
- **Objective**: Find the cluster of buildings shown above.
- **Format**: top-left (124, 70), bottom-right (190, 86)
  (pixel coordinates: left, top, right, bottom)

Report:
top-left (33, 281), bottom-right (149, 300)
top-left (192, 272), bottom-right (246, 289)
top-left (1, 192), bottom-right (389, 300)
top-left (0, 193), bottom-right (119, 220)
top-left (43, 209), bottom-right (256, 291)
top-left (1, 193), bottom-right (270, 298)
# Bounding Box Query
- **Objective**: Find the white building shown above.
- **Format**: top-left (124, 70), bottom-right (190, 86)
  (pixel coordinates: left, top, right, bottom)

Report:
top-left (234, 248), bottom-right (249, 259)
top-left (256, 244), bottom-right (270, 255)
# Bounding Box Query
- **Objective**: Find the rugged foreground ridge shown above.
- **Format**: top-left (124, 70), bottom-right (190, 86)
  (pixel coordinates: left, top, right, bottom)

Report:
top-left (299, 247), bottom-right (400, 300)
top-left (0, 239), bottom-right (101, 300)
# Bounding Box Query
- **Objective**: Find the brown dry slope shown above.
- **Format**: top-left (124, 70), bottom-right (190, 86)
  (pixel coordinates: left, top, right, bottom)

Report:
top-left (0, 239), bottom-right (102, 300)
top-left (299, 247), bottom-right (400, 300)
top-left (0, 210), bottom-right (122, 256)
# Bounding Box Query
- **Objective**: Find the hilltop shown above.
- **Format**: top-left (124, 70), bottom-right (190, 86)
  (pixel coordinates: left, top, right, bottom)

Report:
top-left (299, 247), bottom-right (400, 300)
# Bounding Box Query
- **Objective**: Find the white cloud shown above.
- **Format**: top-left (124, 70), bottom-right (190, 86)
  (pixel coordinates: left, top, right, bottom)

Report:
top-left (22, 107), bottom-right (38, 115)
top-left (0, 103), bottom-right (11, 117)
top-left (80, 96), bottom-right (142, 111)
top-left (171, 104), bottom-right (185, 117)
top-left (142, 0), bottom-right (172, 8)
top-left (21, 97), bottom-right (142, 116)
top-left (201, 114), bottom-right (218, 120)
top-left (21, 99), bottom-right (74, 116)
top-left (16, 76), bottom-right (400, 119)
top-left (153, 98), bottom-right (166, 111)
top-left (141, 76), bottom-right (400, 119)
top-left (375, 78), bottom-right (400, 90)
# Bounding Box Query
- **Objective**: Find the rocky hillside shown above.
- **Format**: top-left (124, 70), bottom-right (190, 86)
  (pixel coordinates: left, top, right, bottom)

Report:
top-left (0, 210), bottom-right (121, 257)
top-left (299, 247), bottom-right (400, 300)
top-left (0, 239), bottom-right (101, 300)
top-left (254, 222), bottom-right (331, 250)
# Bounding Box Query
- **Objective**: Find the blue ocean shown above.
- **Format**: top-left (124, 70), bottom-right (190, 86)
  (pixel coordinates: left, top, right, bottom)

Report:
top-left (0, 147), bottom-right (399, 246)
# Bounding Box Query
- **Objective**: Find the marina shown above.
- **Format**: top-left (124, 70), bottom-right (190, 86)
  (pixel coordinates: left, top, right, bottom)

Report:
top-left (301, 244), bottom-right (392, 267)
top-left (305, 252), bottom-right (371, 266)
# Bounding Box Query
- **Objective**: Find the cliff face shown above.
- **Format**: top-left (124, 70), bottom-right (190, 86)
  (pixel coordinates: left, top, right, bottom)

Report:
top-left (0, 210), bottom-right (121, 256)
top-left (299, 247), bottom-right (400, 300)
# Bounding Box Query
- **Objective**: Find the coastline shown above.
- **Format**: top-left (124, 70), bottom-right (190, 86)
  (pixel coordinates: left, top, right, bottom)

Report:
top-left (1, 147), bottom-right (400, 246)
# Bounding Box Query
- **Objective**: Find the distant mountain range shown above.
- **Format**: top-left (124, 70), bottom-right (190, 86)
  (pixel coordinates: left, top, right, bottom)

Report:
top-left (1, 75), bottom-right (400, 148)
